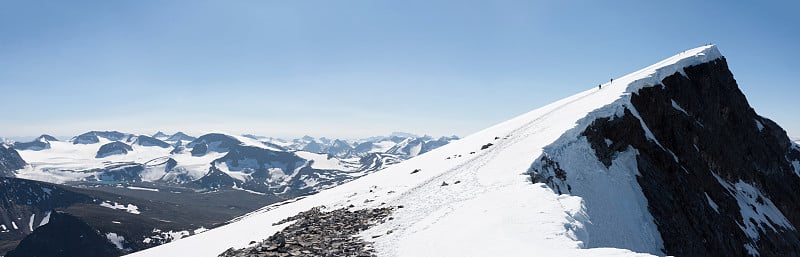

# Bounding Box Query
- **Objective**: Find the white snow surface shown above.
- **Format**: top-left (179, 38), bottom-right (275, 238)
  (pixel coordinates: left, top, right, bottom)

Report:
top-left (15, 137), bottom-right (226, 183)
top-left (39, 211), bottom-right (51, 227)
top-left (128, 45), bottom-right (720, 257)
top-left (28, 214), bottom-right (35, 232)
top-left (294, 151), bottom-right (359, 170)
top-left (127, 186), bottom-right (159, 192)
top-left (107, 232), bottom-right (126, 250)
top-left (101, 201), bottom-right (141, 215)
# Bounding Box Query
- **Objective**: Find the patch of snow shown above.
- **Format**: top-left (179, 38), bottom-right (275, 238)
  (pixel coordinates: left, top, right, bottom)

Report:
top-left (100, 201), bottom-right (141, 214)
top-left (754, 119), bottom-right (764, 131)
top-left (705, 193), bottom-right (720, 213)
top-left (139, 167), bottom-right (168, 182)
top-left (745, 243), bottom-right (759, 256)
top-left (228, 134), bottom-right (282, 151)
top-left (671, 100), bottom-right (688, 115)
top-left (215, 162), bottom-right (252, 182)
top-left (194, 227), bottom-right (208, 234)
top-left (112, 221), bottom-right (122, 224)
top-left (146, 229), bottom-right (191, 244)
top-left (11, 221), bottom-right (18, 230)
top-left (268, 168), bottom-right (287, 182)
top-left (39, 211), bottom-right (51, 227)
top-left (792, 160), bottom-right (800, 177)
top-left (294, 151), bottom-right (356, 171)
top-left (127, 186), bottom-right (159, 192)
top-left (0, 224), bottom-right (6, 231)
top-left (28, 214), bottom-right (35, 231)
top-left (302, 177), bottom-right (319, 188)
top-left (713, 173), bottom-right (794, 240)
top-left (107, 232), bottom-right (126, 250)
top-left (232, 186), bottom-right (266, 195)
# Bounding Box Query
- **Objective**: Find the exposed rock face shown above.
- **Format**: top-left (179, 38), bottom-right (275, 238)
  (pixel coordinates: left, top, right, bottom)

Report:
top-left (5, 212), bottom-right (122, 257)
top-left (191, 142), bottom-right (208, 156)
top-left (37, 135), bottom-right (59, 142)
top-left (187, 134), bottom-right (242, 153)
top-left (166, 132), bottom-right (196, 142)
top-left (357, 153), bottom-right (402, 172)
top-left (0, 145), bottom-right (25, 177)
top-left (199, 145), bottom-right (361, 195)
top-left (533, 57), bottom-right (800, 256)
top-left (301, 141), bottom-right (324, 153)
top-left (0, 177), bottom-right (92, 254)
top-left (152, 131), bottom-right (169, 139)
top-left (0, 176), bottom-right (273, 256)
top-left (219, 207), bottom-right (394, 257)
top-left (96, 142), bottom-right (133, 158)
top-left (134, 136), bottom-right (171, 148)
top-left (73, 133), bottom-right (100, 144)
top-left (193, 167), bottom-right (237, 190)
top-left (14, 135), bottom-right (57, 151)
top-left (74, 131), bottom-right (130, 144)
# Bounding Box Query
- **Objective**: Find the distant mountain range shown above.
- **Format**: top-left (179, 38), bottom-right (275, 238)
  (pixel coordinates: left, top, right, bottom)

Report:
top-left (0, 131), bottom-right (457, 256)
top-left (8, 131), bottom-right (457, 196)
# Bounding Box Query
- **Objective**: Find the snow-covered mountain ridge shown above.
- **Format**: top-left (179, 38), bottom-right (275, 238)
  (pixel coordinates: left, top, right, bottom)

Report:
top-left (10, 131), bottom-right (454, 196)
top-left (127, 45), bottom-right (800, 257)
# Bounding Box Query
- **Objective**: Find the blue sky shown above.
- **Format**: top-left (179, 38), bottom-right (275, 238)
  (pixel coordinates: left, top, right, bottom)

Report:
top-left (1, 0), bottom-right (798, 139)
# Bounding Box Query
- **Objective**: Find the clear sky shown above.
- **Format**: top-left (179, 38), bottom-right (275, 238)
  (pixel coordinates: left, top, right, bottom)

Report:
top-left (1, 0), bottom-right (798, 139)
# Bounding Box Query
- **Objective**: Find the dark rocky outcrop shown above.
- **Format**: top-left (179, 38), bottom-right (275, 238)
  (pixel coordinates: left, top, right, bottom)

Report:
top-left (301, 140), bottom-right (324, 153)
top-left (201, 145), bottom-right (351, 195)
top-left (193, 167), bottom-right (239, 190)
top-left (152, 131), bottom-right (169, 139)
top-left (74, 131), bottom-right (130, 144)
top-left (191, 142), bottom-right (208, 156)
top-left (0, 145), bottom-right (25, 177)
top-left (5, 212), bottom-right (122, 257)
top-left (73, 133), bottom-right (100, 144)
top-left (0, 177), bottom-right (93, 254)
top-left (36, 135), bottom-right (59, 142)
top-left (187, 134), bottom-right (242, 152)
top-left (14, 135), bottom-right (58, 151)
top-left (165, 158), bottom-right (178, 172)
top-left (219, 207), bottom-right (394, 257)
top-left (166, 132), bottom-right (196, 142)
top-left (537, 57), bottom-right (800, 256)
top-left (96, 142), bottom-right (133, 158)
top-left (133, 136), bottom-right (171, 148)
top-left (96, 163), bottom-right (145, 182)
top-left (0, 176), bottom-right (278, 256)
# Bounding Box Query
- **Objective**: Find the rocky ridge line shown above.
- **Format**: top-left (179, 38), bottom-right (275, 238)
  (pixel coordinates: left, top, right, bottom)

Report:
top-left (219, 207), bottom-right (395, 257)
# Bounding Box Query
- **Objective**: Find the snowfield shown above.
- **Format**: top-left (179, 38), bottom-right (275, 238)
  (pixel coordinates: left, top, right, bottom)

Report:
top-left (128, 45), bottom-right (722, 257)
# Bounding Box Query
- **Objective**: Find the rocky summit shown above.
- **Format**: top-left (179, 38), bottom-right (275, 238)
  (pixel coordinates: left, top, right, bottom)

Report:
top-left (219, 207), bottom-right (395, 257)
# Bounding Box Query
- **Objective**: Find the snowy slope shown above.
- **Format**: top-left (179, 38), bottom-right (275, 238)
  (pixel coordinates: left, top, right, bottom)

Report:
top-left (128, 46), bottom-right (721, 257)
